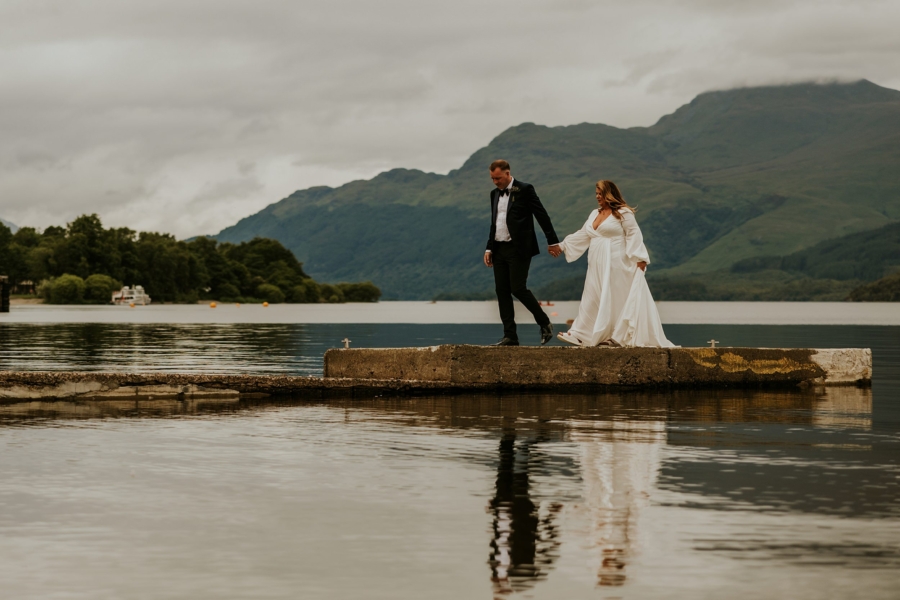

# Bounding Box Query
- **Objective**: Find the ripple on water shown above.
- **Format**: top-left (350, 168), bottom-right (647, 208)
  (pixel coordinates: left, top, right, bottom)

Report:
top-left (0, 389), bottom-right (898, 599)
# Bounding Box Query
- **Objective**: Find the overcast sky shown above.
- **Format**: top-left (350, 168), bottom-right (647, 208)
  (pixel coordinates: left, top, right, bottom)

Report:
top-left (1, 0), bottom-right (898, 238)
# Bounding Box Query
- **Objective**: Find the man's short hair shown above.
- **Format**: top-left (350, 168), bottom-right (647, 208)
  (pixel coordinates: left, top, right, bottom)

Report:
top-left (489, 159), bottom-right (510, 172)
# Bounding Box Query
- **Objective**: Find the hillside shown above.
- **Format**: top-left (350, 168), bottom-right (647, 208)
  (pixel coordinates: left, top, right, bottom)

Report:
top-left (537, 220), bottom-right (900, 302)
top-left (849, 273), bottom-right (900, 302)
top-left (215, 80), bottom-right (900, 299)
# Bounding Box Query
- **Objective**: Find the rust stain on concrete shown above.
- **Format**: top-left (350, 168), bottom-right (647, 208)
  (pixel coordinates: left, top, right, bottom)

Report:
top-left (690, 350), bottom-right (807, 375)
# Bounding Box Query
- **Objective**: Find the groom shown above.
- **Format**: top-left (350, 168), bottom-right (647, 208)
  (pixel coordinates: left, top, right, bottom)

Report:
top-left (484, 159), bottom-right (560, 346)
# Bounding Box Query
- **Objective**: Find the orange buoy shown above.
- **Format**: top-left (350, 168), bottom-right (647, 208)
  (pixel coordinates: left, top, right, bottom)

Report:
top-left (129, 302), bottom-right (135, 308)
top-left (210, 302), bottom-right (217, 308)
top-left (263, 301), bottom-right (269, 307)
top-left (236, 303), bottom-right (240, 307)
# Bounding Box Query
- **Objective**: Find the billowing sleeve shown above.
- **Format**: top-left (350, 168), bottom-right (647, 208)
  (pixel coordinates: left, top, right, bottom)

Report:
top-left (622, 210), bottom-right (650, 264)
top-left (558, 214), bottom-right (593, 263)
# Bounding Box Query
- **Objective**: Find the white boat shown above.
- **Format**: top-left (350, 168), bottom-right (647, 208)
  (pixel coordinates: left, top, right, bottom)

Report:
top-left (111, 285), bottom-right (152, 306)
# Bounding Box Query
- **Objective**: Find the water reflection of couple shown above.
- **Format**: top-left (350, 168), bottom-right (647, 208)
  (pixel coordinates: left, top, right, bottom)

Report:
top-left (486, 413), bottom-right (665, 594)
top-left (483, 159), bottom-right (674, 348)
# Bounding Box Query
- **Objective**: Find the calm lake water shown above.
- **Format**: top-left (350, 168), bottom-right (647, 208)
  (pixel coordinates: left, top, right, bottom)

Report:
top-left (1, 304), bottom-right (898, 599)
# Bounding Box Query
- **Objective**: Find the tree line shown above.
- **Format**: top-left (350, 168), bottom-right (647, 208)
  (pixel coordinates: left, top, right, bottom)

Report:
top-left (0, 214), bottom-right (380, 304)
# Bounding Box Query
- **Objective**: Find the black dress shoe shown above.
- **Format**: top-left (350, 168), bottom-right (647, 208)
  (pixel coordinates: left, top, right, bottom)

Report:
top-left (491, 337), bottom-right (520, 346)
top-left (540, 323), bottom-right (553, 345)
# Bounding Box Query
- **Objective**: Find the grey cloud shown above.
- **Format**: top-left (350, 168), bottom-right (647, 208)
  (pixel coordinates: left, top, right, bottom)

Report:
top-left (0, 0), bottom-right (897, 236)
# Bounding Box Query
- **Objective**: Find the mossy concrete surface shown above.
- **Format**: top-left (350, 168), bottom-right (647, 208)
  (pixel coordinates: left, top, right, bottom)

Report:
top-left (324, 346), bottom-right (871, 388)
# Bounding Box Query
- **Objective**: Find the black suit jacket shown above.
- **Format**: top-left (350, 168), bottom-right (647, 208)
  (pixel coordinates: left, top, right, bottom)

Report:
top-left (486, 179), bottom-right (559, 257)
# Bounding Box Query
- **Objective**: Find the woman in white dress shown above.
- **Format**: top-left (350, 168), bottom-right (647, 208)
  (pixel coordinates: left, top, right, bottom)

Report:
top-left (555, 180), bottom-right (675, 348)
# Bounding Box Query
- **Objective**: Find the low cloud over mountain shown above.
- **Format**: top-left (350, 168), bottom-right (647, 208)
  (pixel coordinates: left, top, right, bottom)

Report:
top-left (2, 1), bottom-right (899, 238)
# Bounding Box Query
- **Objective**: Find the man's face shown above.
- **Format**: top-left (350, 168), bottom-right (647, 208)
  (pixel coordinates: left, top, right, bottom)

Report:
top-left (490, 168), bottom-right (512, 190)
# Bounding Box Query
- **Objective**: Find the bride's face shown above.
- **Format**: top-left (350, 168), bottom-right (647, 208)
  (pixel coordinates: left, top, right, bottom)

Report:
top-left (596, 189), bottom-right (608, 208)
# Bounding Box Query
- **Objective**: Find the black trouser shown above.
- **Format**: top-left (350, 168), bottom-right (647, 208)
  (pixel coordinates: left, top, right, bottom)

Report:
top-left (492, 241), bottom-right (550, 341)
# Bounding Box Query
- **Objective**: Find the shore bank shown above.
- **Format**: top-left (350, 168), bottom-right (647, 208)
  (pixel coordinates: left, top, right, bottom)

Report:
top-left (2, 301), bottom-right (897, 325)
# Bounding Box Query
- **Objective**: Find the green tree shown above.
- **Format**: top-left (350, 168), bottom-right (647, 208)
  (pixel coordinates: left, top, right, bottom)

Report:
top-left (12, 227), bottom-right (42, 248)
top-left (848, 272), bottom-right (900, 301)
top-left (134, 233), bottom-right (202, 302)
top-left (224, 237), bottom-right (309, 278)
top-left (84, 274), bottom-right (122, 304)
top-left (186, 237), bottom-right (234, 298)
top-left (7, 227), bottom-right (43, 287)
top-left (336, 282), bottom-right (381, 302)
top-left (26, 246), bottom-right (55, 283)
top-left (317, 283), bottom-right (345, 303)
top-left (0, 222), bottom-right (12, 275)
top-left (256, 283), bottom-right (285, 303)
top-left (46, 274), bottom-right (86, 304)
top-left (2, 213), bottom-right (376, 305)
top-left (57, 214), bottom-right (109, 278)
top-left (216, 283), bottom-right (242, 302)
top-left (290, 281), bottom-right (320, 303)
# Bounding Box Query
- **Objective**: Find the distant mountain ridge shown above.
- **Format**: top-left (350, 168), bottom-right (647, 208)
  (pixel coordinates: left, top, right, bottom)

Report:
top-left (538, 220), bottom-right (900, 301)
top-left (215, 80), bottom-right (900, 299)
top-left (1, 218), bottom-right (17, 233)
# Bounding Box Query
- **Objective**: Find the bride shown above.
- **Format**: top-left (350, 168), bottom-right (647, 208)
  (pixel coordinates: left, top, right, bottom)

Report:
top-left (553, 180), bottom-right (675, 348)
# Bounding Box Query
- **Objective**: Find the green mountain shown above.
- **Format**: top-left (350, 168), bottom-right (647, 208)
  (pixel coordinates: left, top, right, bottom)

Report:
top-left (541, 220), bottom-right (900, 301)
top-left (730, 221), bottom-right (900, 281)
top-left (215, 80), bottom-right (900, 299)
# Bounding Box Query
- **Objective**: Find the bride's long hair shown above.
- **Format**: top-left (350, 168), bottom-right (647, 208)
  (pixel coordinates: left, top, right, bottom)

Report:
top-left (596, 180), bottom-right (636, 220)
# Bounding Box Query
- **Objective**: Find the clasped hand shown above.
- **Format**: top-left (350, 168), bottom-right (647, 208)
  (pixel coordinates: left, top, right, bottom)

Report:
top-left (485, 245), bottom-right (562, 266)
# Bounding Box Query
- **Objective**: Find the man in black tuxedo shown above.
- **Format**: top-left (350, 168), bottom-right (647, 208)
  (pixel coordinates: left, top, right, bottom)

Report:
top-left (484, 159), bottom-right (560, 346)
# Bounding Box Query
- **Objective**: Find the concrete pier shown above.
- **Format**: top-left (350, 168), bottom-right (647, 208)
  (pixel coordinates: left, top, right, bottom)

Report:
top-left (323, 346), bottom-right (871, 388)
top-left (0, 346), bottom-right (871, 401)
top-left (0, 371), bottom-right (457, 401)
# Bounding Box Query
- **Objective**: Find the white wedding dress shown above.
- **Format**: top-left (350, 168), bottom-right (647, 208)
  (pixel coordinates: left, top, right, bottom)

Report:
top-left (558, 208), bottom-right (676, 348)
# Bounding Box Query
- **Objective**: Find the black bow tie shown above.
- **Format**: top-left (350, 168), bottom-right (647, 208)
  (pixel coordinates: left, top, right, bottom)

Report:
top-left (498, 188), bottom-right (510, 197)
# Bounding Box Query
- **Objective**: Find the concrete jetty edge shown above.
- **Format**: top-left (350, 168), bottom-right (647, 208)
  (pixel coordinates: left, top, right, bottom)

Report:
top-left (0, 346), bottom-right (871, 401)
top-left (323, 346), bottom-right (872, 388)
top-left (0, 371), bottom-right (465, 401)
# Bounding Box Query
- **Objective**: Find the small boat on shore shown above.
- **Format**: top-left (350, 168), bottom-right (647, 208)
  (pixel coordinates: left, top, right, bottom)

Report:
top-left (111, 285), bottom-right (152, 306)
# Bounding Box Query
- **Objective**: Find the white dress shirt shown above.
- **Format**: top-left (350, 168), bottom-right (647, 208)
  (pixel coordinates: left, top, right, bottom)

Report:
top-left (487, 179), bottom-right (514, 253)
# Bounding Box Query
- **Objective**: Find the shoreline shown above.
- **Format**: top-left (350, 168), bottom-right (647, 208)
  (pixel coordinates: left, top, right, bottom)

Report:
top-left (2, 300), bottom-right (898, 326)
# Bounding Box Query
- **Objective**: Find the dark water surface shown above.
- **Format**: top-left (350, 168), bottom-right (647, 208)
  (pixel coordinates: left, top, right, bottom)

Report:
top-left (1, 323), bottom-right (898, 599)
top-left (2, 322), bottom-right (898, 426)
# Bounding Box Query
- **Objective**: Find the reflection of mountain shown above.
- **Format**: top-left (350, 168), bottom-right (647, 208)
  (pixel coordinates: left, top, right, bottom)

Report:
top-left (659, 387), bottom-right (900, 519)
